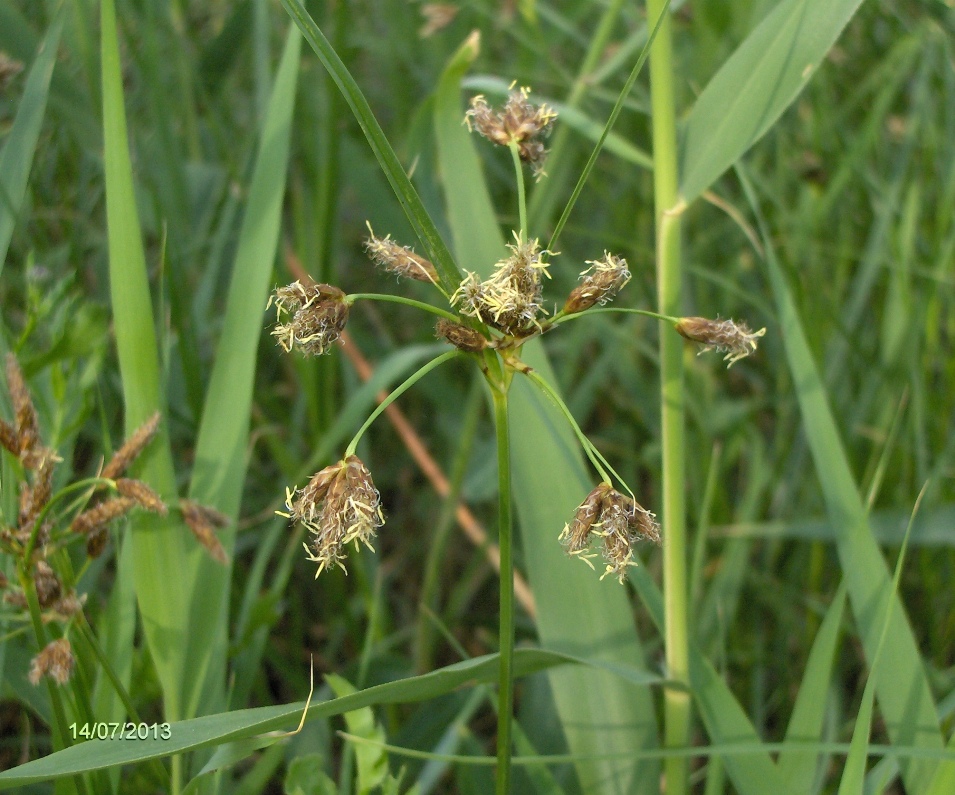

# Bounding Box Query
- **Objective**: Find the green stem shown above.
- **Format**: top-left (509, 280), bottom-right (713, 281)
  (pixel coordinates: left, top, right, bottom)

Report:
top-left (18, 568), bottom-right (88, 795)
top-left (647, 0), bottom-right (690, 791)
top-left (344, 350), bottom-right (462, 457)
top-left (491, 385), bottom-right (515, 795)
top-left (550, 306), bottom-right (680, 328)
top-left (525, 370), bottom-right (623, 483)
top-left (346, 292), bottom-right (458, 321)
top-left (509, 142), bottom-right (528, 241)
top-left (546, 0), bottom-right (671, 251)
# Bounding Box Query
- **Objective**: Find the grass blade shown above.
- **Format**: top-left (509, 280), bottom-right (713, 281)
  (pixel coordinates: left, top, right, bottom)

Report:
top-left (0, 649), bottom-right (661, 789)
top-left (778, 582), bottom-right (848, 790)
top-left (738, 166), bottom-right (950, 792)
top-left (279, 0), bottom-right (462, 292)
top-left (101, 0), bottom-right (190, 721)
top-left (680, 0), bottom-right (866, 202)
top-left (182, 24), bottom-right (302, 721)
top-left (838, 490), bottom-right (922, 795)
top-left (0, 11), bottom-right (62, 277)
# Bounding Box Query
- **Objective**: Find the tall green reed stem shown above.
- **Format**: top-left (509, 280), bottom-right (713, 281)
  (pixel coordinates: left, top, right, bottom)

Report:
top-left (646, 1), bottom-right (691, 792)
top-left (491, 378), bottom-right (515, 794)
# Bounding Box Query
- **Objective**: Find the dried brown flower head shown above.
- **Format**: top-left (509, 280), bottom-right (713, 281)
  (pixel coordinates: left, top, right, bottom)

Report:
top-left (270, 281), bottom-right (349, 356)
top-left (435, 319), bottom-right (488, 352)
top-left (465, 86), bottom-right (557, 176)
top-left (676, 316), bottom-right (766, 367)
top-left (33, 561), bottom-right (62, 609)
top-left (451, 236), bottom-right (552, 336)
top-left (560, 483), bottom-right (660, 583)
top-left (283, 455), bottom-right (384, 576)
top-left (101, 412), bottom-right (161, 480)
top-left (116, 479), bottom-right (168, 516)
top-left (0, 417), bottom-right (17, 456)
top-left (180, 500), bottom-right (230, 565)
top-left (563, 253), bottom-right (631, 314)
top-left (29, 638), bottom-right (74, 685)
top-left (71, 497), bottom-right (137, 537)
top-left (5, 353), bottom-right (39, 459)
top-left (364, 223), bottom-right (439, 284)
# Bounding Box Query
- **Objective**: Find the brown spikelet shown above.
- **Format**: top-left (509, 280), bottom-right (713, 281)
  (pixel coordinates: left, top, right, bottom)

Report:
top-left (116, 479), bottom-right (168, 516)
top-left (180, 500), bottom-right (229, 564)
top-left (435, 319), bottom-right (488, 352)
top-left (5, 353), bottom-right (39, 459)
top-left (0, 417), bottom-right (17, 455)
top-left (34, 561), bottom-right (62, 608)
top-left (70, 497), bottom-right (136, 536)
top-left (29, 638), bottom-right (74, 685)
top-left (364, 224), bottom-right (439, 284)
top-left (675, 316), bottom-right (766, 367)
top-left (86, 526), bottom-right (109, 558)
top-left (51, 591), bottom-right (85, 618)
top-left (284, 455), bottom-right (384, 576)
top-left (19, 450), bottom-right (58, 527)
top-left (101, 412), bottom-right (161, 480)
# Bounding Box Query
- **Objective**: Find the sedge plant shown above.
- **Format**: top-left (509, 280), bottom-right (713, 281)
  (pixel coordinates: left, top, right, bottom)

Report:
top-left (269, 84), bottom-right (764, 792)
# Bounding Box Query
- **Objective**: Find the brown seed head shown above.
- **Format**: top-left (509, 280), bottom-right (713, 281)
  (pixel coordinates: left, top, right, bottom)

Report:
top-left (18, 449), bottom-right (59, 528)
top-left (465, 86), bottom-right (557, 176)
top-left (284, 455), bottom-right (384, 576)
top-left (435, 319), bottom-right (488, 352)
top-left (451, 235), bottom-right (552, 335)
top-left (560, 483), bottom-right (660, 583)
top-left (5, 353), bottom-right (39, 459)
top-left (29, 638), bottom-right (74, 686)
top-left (180, 500), bottom-right (230, 565)
top-left (101, 412), bottom-right (161, 480)
top-left (364, 223), bottom-right (439, 284)
top-left (116, 479), bottom-right (168, 516)
top-left (71, 497), bottom-right (137, 536)
top-left (33, 561), bottom-right (62, 608)
top-left (270, 281), bottom-right (349, 357)
top-left (0, 418), bottom-right (17, 455)
top-left (675, 316), bottom-right (766, 367)
top-left (86, 526), bottom-right (109, 558)
top-left (563, 253), bottom-right (631, 314)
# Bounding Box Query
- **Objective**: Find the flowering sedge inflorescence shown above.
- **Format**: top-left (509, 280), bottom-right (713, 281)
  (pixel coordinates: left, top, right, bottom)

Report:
top-left (281, 456), bottom-right (384, 576)
top-left (451, 234), bottom-right (553, 336)
top-left (465, 85), bottom-right (557, 178)
top-left (676, 316), bottom-right (767, 367)
top-left (268, 82), bottom-right (765, 581)
top-left (560, 483), bottom-right (661, 583)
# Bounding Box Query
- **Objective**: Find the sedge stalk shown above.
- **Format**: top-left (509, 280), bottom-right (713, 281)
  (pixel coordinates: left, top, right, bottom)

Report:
top-left (646, 0), bottom-right (691, 792)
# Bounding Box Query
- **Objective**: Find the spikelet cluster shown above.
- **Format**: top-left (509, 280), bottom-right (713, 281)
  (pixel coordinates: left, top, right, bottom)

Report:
top-left (560, 483), bottom-right (660, 583)
top-left (675, 316), bottom-right (767, 367)
top-left (451, 236), bottom-right (552, 336)
top-left (364, 223), bottom-right (439, 284)
top-left (465, 86), bottom-right (557, 176)
top-left (269, 281), bottom-right (349, 356)
top-left (283, 456), bottom-right (384, 576)
top-left (28, 638), bottom-right (74, 685)
top-left (563, 253), bottom-right (631, 314)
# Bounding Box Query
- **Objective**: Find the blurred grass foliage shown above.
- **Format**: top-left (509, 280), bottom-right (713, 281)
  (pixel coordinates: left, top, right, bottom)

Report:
top-left (0, 0), bottom-right (953, 793)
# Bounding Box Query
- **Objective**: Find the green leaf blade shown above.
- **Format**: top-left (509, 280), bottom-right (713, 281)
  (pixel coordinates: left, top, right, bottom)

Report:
top-left (680, 0), bottom-right (866, 203)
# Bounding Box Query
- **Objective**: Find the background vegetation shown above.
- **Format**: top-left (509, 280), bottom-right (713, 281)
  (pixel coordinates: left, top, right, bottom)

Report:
top-left (0, 0), bottom-right (953, 793)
